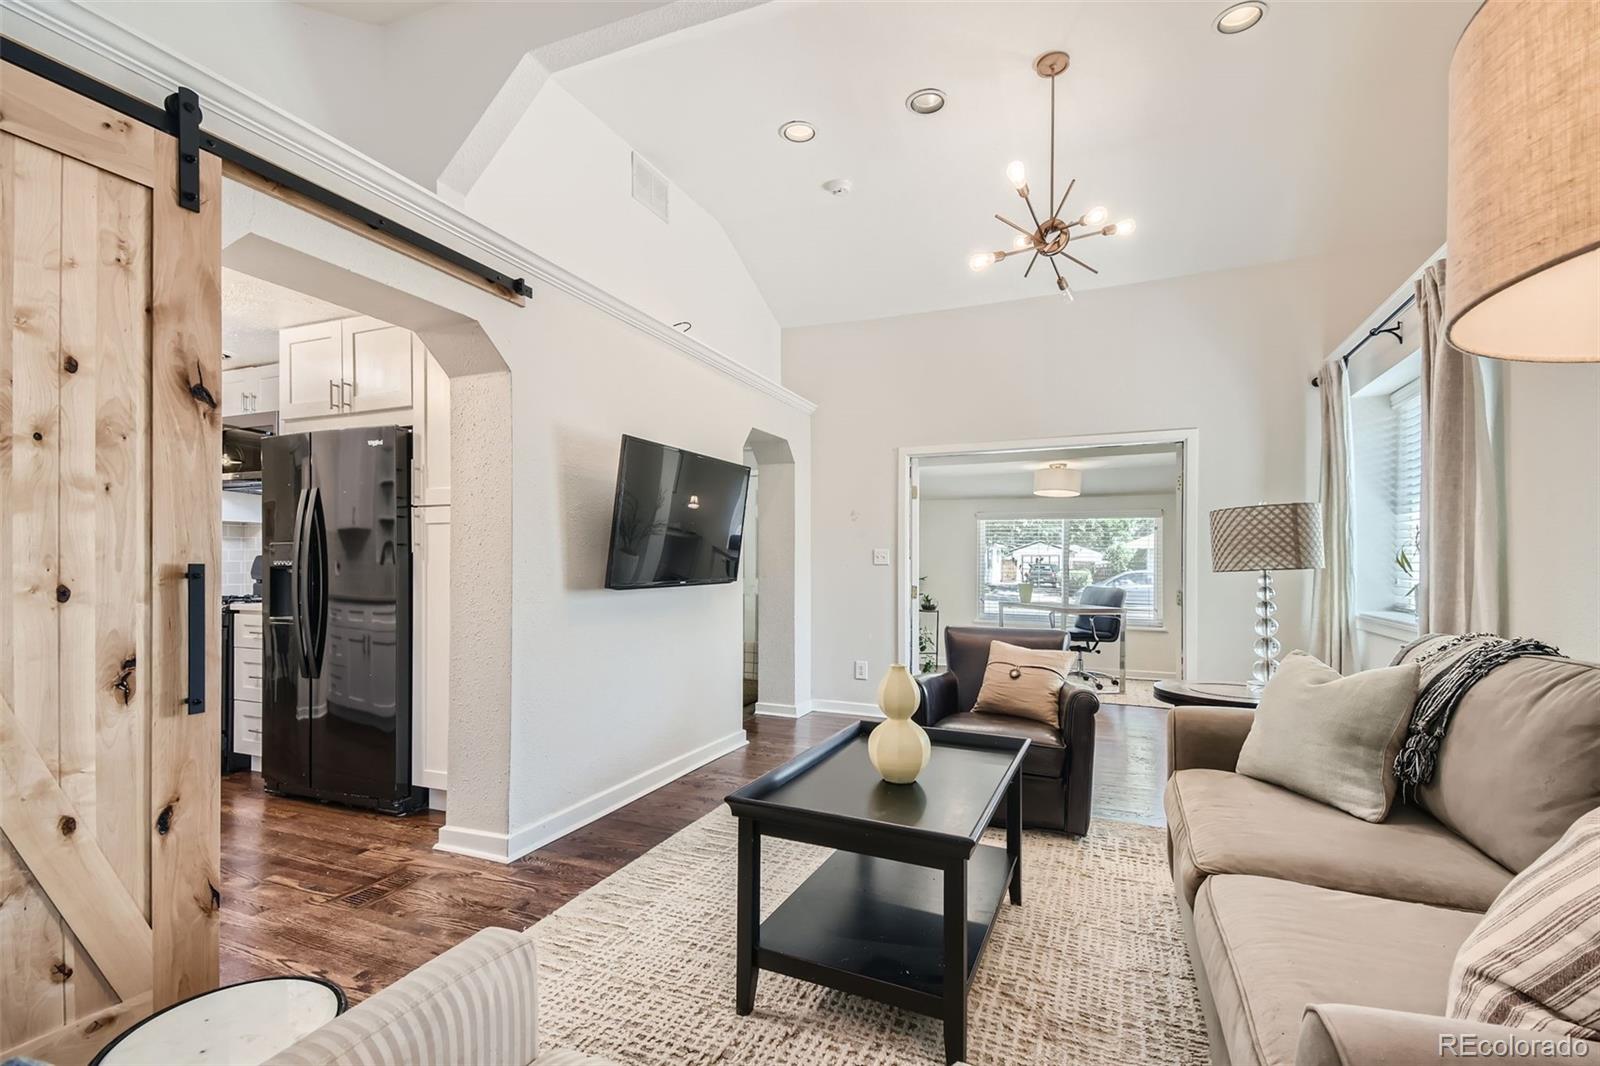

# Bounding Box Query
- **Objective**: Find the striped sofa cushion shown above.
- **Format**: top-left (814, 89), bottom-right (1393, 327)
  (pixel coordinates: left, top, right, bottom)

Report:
top-left (1448, 806), bottom-right (1600, 1040)
top-left (267, 927), bottom-right (541, 1066)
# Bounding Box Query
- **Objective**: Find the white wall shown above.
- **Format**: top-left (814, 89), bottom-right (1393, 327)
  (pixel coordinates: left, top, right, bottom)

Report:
top-left (1503, 361), bottom-right (1600, 659)
top-left (919, 493), bottom-right (1182, 677)
top-left (501, 290), bottom-right (809, 851)
top-left (785, 243), bottom-right (1437, 705)
top-left (464, 80), bottom-right (781, 380)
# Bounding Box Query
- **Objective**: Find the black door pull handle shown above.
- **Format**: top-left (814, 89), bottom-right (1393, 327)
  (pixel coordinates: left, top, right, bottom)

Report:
top-left (184, 563), bottom-right (206, 714)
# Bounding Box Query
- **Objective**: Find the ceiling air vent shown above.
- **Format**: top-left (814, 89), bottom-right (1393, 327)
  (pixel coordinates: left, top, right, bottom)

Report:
top-left (631, 152), bottom-right (669, 223)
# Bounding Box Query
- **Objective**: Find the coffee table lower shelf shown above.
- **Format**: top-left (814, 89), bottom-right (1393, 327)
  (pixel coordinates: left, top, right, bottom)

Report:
top-left (757, 843), bottom-right (1015, 1016)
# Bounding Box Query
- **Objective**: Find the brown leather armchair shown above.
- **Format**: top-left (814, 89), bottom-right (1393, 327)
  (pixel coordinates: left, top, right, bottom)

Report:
top-left (915, 625), bottom-right (1100, 835)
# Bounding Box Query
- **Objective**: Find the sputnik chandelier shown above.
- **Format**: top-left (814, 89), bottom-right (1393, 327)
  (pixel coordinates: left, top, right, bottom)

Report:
top-left (968, 50), bottom-right (1135, 298)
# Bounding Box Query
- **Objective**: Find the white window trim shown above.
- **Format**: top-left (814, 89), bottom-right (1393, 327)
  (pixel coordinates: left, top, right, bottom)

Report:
top-left (1357, 610), bottom-right (1420, 643)
top-left (973, 508), bottom-right (1166, 630)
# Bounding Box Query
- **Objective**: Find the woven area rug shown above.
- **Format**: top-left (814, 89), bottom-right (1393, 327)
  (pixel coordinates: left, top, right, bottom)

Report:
top-left (529, 809), bottom-right (1209, 1065)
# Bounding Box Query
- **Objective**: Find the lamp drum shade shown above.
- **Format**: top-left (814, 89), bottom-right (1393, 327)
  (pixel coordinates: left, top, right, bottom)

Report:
top-left (1445, 0), bottom-right (1600, 362)
top-left (1033, 463), bottom-right (1083, 498)
top-left (1210, 503), bottom-right (1324, 573)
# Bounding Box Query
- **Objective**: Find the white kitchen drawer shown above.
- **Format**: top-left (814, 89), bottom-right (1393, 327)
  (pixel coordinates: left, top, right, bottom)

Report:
top-left (234, 661), bottom-right (264, 703)
top-left (233, 698), bottom-right (262, 757)
top-left (234, 610), bottom-right (264, 633)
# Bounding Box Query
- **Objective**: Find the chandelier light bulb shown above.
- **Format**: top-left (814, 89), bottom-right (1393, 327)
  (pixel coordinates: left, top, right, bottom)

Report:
top-left (1006, 160), bottom-right (1028, 191)
top-left (1082, 205), bottom-right (1109, 227)
top-left (1013, 234), bottom-right (1034, 250)
top-left (1114, 218), bottom-right (1137, 237)
top-left (969, 251), bottom-right (998, 272)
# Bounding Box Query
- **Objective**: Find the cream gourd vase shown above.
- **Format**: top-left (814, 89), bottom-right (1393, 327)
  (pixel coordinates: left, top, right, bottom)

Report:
top-left (868, 664), bottom-right (931, 784)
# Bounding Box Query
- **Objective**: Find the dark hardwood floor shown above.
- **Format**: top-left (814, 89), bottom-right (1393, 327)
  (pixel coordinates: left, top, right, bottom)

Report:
top-left (220, 705), bottom-right (1168, 999)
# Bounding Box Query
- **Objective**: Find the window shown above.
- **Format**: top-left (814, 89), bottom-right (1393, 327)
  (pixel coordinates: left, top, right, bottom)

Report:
top-left (1351, 355), bottom-right (1423, 623)
top-left (975, 513), bottom-right (1164, 627)
top-left (1388, 380), bottom-right (1423, 613)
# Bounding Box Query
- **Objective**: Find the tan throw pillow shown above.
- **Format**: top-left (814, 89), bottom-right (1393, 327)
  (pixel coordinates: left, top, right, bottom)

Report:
top-left (971, 641), bottom-right (1070, 726)
top-left (1235, 651), bottom-right (1419, 822)
top-left (1449, 806), bottom-right (1600, 1041)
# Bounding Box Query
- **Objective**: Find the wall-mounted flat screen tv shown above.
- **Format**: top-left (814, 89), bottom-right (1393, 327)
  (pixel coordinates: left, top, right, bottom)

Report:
top-left (604, 435), bottom-right (751, 589)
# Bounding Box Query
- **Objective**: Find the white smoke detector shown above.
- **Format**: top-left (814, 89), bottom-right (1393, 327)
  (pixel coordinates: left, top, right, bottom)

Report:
top-left (822, 178), bottom-right (853, 197)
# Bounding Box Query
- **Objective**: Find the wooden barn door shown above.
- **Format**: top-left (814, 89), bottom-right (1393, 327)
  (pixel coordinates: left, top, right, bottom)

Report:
top-left (1, 63), bottom-right (221, 1064)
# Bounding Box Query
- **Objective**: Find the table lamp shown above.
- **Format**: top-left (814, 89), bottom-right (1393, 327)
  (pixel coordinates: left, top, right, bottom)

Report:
top-left (1209, 503), bottom-right (1324, 693)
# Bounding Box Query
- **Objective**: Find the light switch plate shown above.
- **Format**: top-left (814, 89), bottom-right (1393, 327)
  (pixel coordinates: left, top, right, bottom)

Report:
top-left (853, 660), bottom-right (869, 681)
top-left (872, 548), bottom-right (890, 566)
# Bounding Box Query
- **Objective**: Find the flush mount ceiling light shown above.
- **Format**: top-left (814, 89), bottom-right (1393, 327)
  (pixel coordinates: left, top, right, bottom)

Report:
top-left (1033, 463), bottom-right (1083, 498)
top-left (906, 88), bottom-right (946, 115)
top-left (968, 50), bottom-right (1135, 298)
top-left (1215, 1), bottom-right (1267, 34)
top-left (778, 120), bottom-right (817, 143)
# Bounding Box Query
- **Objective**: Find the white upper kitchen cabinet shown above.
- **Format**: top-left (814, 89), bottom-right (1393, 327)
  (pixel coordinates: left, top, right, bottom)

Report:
top-left (278, 316), bottom-right (415, 421)
top-left (344, 317), bottom-right (415, 415)
top-left (222, 364), bottom-right (279, 417)
top-left (279, 319), bottom-right (346, 419)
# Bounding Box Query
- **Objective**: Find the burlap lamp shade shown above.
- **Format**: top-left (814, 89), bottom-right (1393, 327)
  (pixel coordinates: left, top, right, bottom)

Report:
top-left (1445, 0), bottom-right (1600, 362)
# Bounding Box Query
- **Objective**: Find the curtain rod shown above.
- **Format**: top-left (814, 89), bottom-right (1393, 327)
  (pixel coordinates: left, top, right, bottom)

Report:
top-left (1, 34), bottom-right (532, 302)
top-left (1310, 291), bottom-right (1417, 388)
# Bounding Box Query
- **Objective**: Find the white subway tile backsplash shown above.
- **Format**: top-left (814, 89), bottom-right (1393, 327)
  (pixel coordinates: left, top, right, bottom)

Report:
top-left (222, 521), bottom-right (262, 596)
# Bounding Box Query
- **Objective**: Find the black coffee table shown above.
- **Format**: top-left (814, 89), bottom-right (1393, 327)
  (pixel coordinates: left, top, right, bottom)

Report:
top-left (725, 720), bottom-right (1030, 1064)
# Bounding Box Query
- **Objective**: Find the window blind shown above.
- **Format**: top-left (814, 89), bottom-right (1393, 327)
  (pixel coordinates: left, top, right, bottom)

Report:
top-left (1389, 379), bottom-right (1423, 612)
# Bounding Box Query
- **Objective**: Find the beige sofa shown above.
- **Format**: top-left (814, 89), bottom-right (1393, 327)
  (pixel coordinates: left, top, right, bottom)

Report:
top-left (266, 928), bottom-right (615, 1066)
top-left (1164, 649), bottom-right (1600, 1066)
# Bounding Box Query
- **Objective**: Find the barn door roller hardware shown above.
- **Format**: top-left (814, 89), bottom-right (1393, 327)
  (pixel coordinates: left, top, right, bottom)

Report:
top-left (166, 87), bottom-right (202, 212)
top-left (1, 35), bottom-right (532, 301)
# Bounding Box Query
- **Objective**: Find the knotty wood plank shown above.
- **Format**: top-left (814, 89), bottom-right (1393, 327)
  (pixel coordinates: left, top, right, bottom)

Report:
top-left (0, 130), bottom-right (67, 1050)
top-left (0, 692), bottom-right (153, 1000)
top-left (0, 63), bottom-right (157, 189)
top-left (0, 991), bottom-right (151, 1066)
top-left (148, 139), bottom-right (222, 1010)
top-left (56, 157), bottom-right (154, 1025)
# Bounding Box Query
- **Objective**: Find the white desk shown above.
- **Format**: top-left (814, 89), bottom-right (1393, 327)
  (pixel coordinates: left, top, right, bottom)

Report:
top-left (995, 601), bottom-right (1128, 693)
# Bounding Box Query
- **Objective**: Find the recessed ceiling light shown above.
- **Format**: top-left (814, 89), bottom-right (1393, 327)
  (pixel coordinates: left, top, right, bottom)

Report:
top-left (906, 88), bottom-right (946, 115)
top-left (1215, 1), bottom-right (1266, 34)
top-left (778, 120), bottom-right (816, 143)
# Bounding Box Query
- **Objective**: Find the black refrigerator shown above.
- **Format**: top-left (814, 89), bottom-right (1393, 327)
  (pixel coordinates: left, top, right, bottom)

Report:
top-left (261, 426), bottom-right (425, 814)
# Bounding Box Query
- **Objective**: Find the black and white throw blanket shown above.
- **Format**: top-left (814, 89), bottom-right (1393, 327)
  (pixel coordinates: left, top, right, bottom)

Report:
top-left (1392, 633), bottom-right (1565, 797)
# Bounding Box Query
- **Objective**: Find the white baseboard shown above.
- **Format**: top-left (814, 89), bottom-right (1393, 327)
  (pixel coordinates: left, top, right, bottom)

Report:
top-left (753, 700), bottom-right (811, 718)
top-left (427, 788), bottom-right (448, 812)
top-left (433, 823), bottom-right (515, 863)
top-left (809, 699), bottom-right (885, 719)
top-left (433, 729), bottom-right (749, 864)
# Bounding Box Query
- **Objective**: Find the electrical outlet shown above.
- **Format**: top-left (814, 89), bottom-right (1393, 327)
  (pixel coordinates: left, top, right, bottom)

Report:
top-left (872, 548), bottom-right (890, 566)
top-left (853, 659), bottom-right (869, 681)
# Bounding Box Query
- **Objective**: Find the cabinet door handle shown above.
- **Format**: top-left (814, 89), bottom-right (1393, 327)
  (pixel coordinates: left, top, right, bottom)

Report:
top-left (329, 380), bottom-right (339, 411)
top-left (342, 379), bottom-right (352, 411)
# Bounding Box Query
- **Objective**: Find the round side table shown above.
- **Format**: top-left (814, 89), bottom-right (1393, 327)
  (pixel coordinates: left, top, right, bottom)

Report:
top-left (91, 976), bottom-right (347, 1066)
top-left (1152, 679), bottom-right (1260, 709)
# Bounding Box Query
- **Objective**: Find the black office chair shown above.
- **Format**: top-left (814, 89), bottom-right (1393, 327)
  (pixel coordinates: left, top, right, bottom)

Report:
top-left (1067, 585), bottom-right (1125, 690)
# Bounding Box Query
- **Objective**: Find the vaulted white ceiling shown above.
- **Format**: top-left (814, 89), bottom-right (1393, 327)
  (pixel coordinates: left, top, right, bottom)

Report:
top-left (554, 0), bottom-right (1476, 326)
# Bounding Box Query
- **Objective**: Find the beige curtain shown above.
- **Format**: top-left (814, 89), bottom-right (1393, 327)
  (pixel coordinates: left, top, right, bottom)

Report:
top-left (1415, 260), bottom-right (1504, 634)
top-left (1311, 353), bottom-right (1357, 672)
